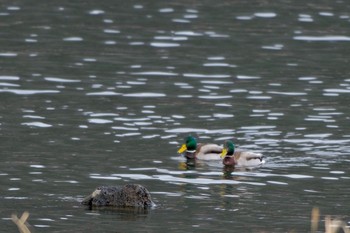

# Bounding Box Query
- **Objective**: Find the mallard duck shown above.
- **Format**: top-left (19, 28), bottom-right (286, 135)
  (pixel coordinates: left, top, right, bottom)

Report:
top-left (177, 136), bottom-right (223, 160)
top-left (220, 140), bottom-right (265, 168)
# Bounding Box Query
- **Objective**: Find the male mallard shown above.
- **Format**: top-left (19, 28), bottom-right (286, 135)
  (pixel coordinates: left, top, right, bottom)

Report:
top-left (177, 136), bottom-right (223, 160)
top-left (220, 140), bottom-right (265, 168)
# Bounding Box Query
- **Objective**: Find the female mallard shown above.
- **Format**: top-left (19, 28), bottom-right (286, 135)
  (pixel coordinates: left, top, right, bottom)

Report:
top-left (220, 140), bottom-right (265, 168)
top-left (177, 136), bottom-right (223, 160)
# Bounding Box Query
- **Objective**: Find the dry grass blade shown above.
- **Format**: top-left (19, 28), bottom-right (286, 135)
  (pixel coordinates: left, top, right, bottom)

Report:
top-left (11, 211), bottom-right (31, 233)
top-left (311, 207), bottom-right (320, 233)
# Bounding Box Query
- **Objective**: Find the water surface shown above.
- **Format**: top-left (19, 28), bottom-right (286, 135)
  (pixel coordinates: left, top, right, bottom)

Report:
top-left (1, 1), bottom-right (350, 232)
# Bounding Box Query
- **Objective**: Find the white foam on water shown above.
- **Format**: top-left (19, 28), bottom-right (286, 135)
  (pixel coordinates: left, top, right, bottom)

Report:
top-left (198, 95), bottom-right (232, 99)
top-left (86, 91), bottom-right (121, 96)
top-left (0, 53), bottom-right (17, 57)
top-left (0, 75), bottom-right (20, 80)
top-left (123, 92), bottom-right (166, 97)
top-left (324, 88), bottom-right (350, 93)
top-left (45, 77), bottom-right (81, 83)
top-left (294, 36), bottom-right (350, 41)
top-left (254, 12), bottom-right (277, 18)
top-left (0, 82), bottom-right (20, 87)
top-left (88, 118), bottom-right (113, 124)
top-left (22, 122), bottom-right (52, 128)
top-left (89, 175), bottom-right (121, 180)
top-left (30, 165), bottom-right (45, 168)
top-left (237, 75), bottom-right (261, 80)
top-left (130, 71), bottom-right (178, 76)
top-left (267, 181), bottom-right (288, 185)
top-left (150, 42), bottom-right (180, 47)
top-left (174, 31), bottom-right (203, 36)
top-left (0, 89), bottom-right (60, 95)
top-left (63, 37), bottom-right (83, 41)
top-left (89, 10), bottom-right (105, 15)
top-left (184, 73), bottom-right (231, 78)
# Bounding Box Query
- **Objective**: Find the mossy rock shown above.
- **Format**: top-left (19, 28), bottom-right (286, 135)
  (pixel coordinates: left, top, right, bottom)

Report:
top-left (82, 184), bottom-right (154, 208)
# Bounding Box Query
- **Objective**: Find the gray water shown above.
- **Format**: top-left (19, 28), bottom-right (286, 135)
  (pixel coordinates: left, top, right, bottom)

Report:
top-left (1, 1), bottom-right (350, 232)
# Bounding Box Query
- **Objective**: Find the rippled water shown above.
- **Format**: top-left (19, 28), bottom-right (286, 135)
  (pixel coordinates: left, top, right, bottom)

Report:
top-left (1, 1), bottom-right (350, 232)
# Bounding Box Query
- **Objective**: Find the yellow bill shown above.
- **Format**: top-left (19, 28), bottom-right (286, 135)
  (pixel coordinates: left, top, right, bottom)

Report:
top-left (177, 144), bottom-right (187, 153)
top-left (220, 148), bottom-right (228, 158)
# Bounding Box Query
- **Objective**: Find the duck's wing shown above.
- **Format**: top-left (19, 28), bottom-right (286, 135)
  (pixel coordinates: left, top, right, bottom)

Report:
top-left (196, 143), bottom-right (223, 160)
top-left (198, 143), bottom-right (223, 154)
top-left (234, 151), bottom-right (265, 167)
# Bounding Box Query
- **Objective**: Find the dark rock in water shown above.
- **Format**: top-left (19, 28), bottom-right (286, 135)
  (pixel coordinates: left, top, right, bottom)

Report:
top-left (81, 184), bottom-right (154, 208)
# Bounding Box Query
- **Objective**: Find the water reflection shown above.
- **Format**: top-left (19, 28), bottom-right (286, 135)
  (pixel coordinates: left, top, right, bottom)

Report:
top-left (222, 166), bottom-right (235, 179)
top-left (178, 160), bottom-right (196, 170)
top-left (84, 207), bottom-right (151, 221)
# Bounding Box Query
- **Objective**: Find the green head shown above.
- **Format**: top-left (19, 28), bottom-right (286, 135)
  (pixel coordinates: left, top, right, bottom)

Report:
top-left (178, 136), bottom-right (197, 153)
top-left (224, 140), bottom-right (235, 156)
top-left (185, 136), bottom-right (197, 151)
